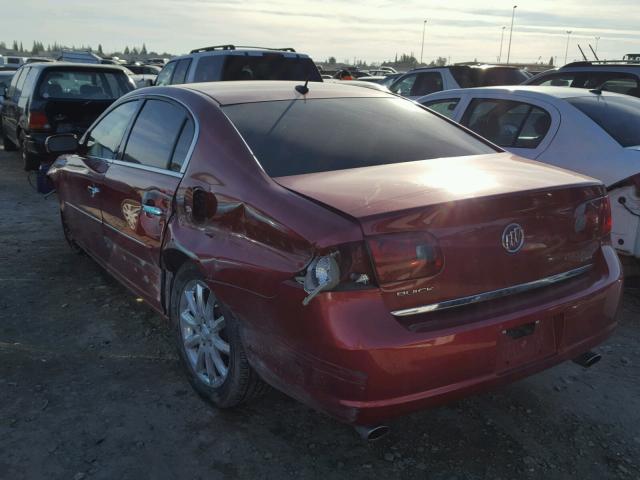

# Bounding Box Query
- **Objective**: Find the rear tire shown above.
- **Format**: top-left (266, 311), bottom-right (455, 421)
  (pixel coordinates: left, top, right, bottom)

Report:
top-left (3, 132), bottom-right (17, 152)
top-left (20, 133), bottom-right (39, 171)
top-left (170, 263), bottom-right (267, 408)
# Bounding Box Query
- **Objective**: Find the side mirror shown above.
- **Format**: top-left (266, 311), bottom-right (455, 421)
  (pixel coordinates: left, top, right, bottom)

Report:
top-left (45, 134), bottom-right (78, 154)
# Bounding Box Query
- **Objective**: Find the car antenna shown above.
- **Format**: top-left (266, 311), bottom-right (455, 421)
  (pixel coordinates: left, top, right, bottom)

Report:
top-left (295, 78), bottom-right (310, 95)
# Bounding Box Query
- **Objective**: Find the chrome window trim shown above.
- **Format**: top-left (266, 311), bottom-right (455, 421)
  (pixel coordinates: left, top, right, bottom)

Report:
top-left (109, 159), bottom-right (183, 178)
top-left (390, 264), bottom-right (593, 317)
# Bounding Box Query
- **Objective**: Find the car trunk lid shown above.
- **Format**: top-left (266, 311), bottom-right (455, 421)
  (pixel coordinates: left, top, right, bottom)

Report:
top-left (275, 153), bottom-right (606, 313)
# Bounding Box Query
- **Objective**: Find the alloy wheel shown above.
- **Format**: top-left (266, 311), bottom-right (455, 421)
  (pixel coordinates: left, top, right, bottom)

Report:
top-left (179, 280), bottom-right (230, 388)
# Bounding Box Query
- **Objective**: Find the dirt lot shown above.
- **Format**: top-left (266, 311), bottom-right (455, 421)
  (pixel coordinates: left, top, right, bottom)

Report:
top-left (0, 147), bottom-right (639, 480)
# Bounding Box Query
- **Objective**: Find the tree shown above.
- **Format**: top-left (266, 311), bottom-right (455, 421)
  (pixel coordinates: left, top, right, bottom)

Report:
top-left (19, 42), bottom-right (24, 53)
top-left (124, 46), bottom-right (130, 55)
top-left (98, 44), bottom-right (104, 55)
top-left (0, 42), bottom-right (6, 50)
top-left (328, 56), bottom-right (336, 65)
top-left (141, 43), bottom-right (147, 55)
top-left (12, 40), bottom-right (18, 51)
top-left (549, 56), bottom-right (554, 67)
top-left (132, 47), bottom-right (139, 55)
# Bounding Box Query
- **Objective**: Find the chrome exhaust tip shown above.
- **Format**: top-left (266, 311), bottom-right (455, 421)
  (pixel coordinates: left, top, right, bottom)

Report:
top-left (573, 351), bottom-right (602, 368)
top-left (354, 424), bottom-right (390, 441)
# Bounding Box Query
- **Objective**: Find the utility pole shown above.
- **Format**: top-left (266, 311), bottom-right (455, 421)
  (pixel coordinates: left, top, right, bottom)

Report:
top-left (564, 30), bottom-right (572, 65)
top-left (498, 26), bottom-right (506, 63)
top-left (595, 36), bottom-right (600, 55)
top-left (506, 5), bottom-right (517, 64)
top-left (420, 19), bottom-right (427, 65)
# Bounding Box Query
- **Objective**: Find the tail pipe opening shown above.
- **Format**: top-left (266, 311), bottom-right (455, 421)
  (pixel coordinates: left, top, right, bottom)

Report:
top-left (573, 351), bottom-right (602, 368)
top-left (354, 424), bottom-right (390, 441)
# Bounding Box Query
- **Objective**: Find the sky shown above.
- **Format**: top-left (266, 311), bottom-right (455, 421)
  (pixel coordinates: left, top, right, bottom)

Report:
top-left (3, 0), bottom-right (640, 65)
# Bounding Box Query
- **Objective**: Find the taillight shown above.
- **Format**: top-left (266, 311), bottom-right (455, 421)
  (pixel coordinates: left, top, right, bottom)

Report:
top-left (601, 196), bottom-right (612, 237)
top-left (367, 232), bottom-right (443, 283)
top-left (28, 111), bottom-right (51, 131)
top-left (574, 196), bottom-right (611, 240)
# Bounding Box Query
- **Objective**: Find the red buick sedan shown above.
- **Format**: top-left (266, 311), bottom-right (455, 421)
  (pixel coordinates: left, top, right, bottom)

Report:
top-left (47, 81), bottom-right (622, 439)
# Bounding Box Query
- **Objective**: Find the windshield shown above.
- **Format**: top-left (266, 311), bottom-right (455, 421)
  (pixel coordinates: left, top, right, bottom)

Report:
top-left (567, 95), bottom-right (640, 147)
top-left (38, 69), bottom-right (133, 100)
top-left (223, 97), bottom-right (497, 177)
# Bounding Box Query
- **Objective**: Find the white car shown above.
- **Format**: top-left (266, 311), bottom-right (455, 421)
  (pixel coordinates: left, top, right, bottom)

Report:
top-left (417, 86), bottom-right (640, 263)
top-left (125, 64), bottom-right (161, 87)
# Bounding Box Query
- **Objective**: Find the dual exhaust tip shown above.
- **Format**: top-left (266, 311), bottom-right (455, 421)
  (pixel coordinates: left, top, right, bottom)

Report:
top-left (353, 351), bottom-right (602, 441)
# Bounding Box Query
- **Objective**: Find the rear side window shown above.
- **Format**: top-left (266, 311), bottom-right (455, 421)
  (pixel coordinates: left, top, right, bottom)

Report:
top-left (422, 98), bottom-right (460, 118)
top-left (221, 54), bottom-right (321, 81)
top-left (193, 55), bottom-right (225, 82)
top-left (567, 95), bottom-right (640, 147)
top-left (461, 99), bottom-right (551, 148)
top-left (122, 99), bottom-right (190, 169)
top-left (155, 62), bottom-right (176, 86)
top-left (0, 73), bottom-right (13, 91)
top-left (171, 59), bottom-right (192, 85)
top-left (170, 118), bottom-right (195, 172)
top-left (9, 67), bottom-right (26, 102)
top-left (478, 68), bottom-right (529, 86)
top-left (86, 101), bottom-right (139, 159)
top-left (530, 72), bottom-right (578, 87)
top-left (223, 97), bottom-right (496, 177)
top-left (38, 69), bottom-right (132, 99)
top-left (18, 68), bottom-right (39, 108)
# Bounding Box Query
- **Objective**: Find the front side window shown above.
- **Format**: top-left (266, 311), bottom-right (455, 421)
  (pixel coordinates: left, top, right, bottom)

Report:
top-left (423, 98), bottom-right (460, 118)
top-left (411, 72), bottom-right (444, 96)
top-left (86, 101), bottom-right (139, 159)
top-left (223, 97), bottom-right (496, 177)
top-left (531, 73), bottom-right (578, 87)
top-left (567, 95), bottom-right (640, 147)
top-left (38, 69), bottom-right (132, 99)
top-left (122, 99), bottom-right (190, 169)
top-left (461, 99), bottom-right (552, 148)
top-left (391, 73), bottom-right (417, 96)
top-left (155, 62), bottom-right (176, 86)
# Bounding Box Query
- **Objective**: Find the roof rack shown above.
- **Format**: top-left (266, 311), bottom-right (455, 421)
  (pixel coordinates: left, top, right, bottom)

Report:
top-left (564, 59), bottom-right (640, 67)
top-left (189, 45), bottom-right (296, 54)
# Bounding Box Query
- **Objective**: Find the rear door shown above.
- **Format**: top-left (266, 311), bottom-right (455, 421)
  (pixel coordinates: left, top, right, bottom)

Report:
top-left (100, 97), bottom-right (196, 308)
top-left (1, 66), bottom-right (26, 143)
top-left (62, 100), bottom-right (141, 260)
top-left (459, 95), bottom-right (560, 159)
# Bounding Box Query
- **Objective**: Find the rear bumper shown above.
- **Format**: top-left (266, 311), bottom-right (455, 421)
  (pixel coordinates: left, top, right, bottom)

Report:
top-left (229, 245), bottom-right (623, 425)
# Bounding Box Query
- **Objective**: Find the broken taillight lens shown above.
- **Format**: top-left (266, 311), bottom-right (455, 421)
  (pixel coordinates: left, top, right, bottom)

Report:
top-left (367, 232), bottom-right (443, 283)
top-left (27, 111), bottom-right (51, 131)
top-left (575, 196), bottom-right (611, 240)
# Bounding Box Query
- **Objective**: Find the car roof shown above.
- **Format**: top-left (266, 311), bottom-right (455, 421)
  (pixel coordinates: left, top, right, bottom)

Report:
top-left (178, 80), bottom-right (391, 105)
top-left (409, 64), bottom-right (522, 73)
top-left (169, 48), bottom-right (312, 63)
top-left (421, 85), bottom-right (634, 101)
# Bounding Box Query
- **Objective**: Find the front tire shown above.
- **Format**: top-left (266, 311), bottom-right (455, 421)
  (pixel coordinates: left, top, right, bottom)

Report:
top-left (170, 264), bottom-right (267, 408)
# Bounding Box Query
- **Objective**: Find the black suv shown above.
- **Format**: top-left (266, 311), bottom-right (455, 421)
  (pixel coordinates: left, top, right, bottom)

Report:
top-left (1, 63), bottom-right (135, 170)
top-left (155, 45), bottom-right (322, 86)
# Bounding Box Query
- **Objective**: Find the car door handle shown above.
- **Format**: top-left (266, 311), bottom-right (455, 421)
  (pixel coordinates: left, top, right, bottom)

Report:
top-left (142, 204), bottom-right (164, 216)
top-left (87, 185), bottom-right (100, 197)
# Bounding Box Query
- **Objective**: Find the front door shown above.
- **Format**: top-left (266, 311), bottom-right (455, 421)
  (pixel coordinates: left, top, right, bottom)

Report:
top-left (62, 100), bottom-right (141, 261)
top-left (100, 97), bottom-right (195, 309)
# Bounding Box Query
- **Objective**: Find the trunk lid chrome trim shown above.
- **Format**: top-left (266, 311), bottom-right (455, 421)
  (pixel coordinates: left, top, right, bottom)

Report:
top-left (391, 264), bottom-right (593, 317)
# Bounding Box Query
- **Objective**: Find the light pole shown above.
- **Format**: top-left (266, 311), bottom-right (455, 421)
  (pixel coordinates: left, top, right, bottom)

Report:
top-left (498, 26), bottom-right (506, 63)
top-left (595, 36), bottom-right (600, 55)
top-left (506, 5), bottom-right (517, 64)
top-left (564, 30), bottom-right (572, 65)
top-left (420, 19), bottom-right (427, 65)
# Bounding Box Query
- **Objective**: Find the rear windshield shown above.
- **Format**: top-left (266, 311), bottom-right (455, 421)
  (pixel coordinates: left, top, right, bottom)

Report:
top-left (223, 97), bottom-right (496, 177)
top-left (221, 55), bottom-right (322, 82)
top-left (567, 95), bottom-right (640, 147)
top-left (38, 69), bottom-right (132, 100)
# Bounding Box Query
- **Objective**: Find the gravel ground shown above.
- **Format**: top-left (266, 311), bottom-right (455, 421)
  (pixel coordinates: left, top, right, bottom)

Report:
top-left (1, 147), bottom-right (639, 480)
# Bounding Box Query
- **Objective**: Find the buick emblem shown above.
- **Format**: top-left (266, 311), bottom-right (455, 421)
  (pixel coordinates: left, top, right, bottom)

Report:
top-left (502, 223), bottom-right (525, 253)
